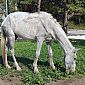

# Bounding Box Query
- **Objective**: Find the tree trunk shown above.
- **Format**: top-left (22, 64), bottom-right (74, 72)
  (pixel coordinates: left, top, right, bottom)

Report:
top-left (6, 0), bottom-right (9, 16)
top-left (63, 0), bottom-right (68, 34)
top-left (14, 0), bottom-right (18, 11)
top-left (38, 0), bottom-right (41, 13)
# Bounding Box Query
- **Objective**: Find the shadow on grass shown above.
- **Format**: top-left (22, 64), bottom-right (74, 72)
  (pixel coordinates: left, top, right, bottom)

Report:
top-left (55, 63), bottom-right (65, 72)
top-left (0, 56), bottom-right (3, 64)
top-left (0, 55), bottom-right (65, 72)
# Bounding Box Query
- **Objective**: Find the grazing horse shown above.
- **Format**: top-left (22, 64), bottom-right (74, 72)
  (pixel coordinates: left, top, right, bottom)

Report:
top-left (1, 12), bottom-right (77, 73)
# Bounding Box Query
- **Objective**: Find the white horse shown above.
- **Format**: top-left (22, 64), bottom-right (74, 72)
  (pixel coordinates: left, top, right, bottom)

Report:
top-left (1, 11), bottom-right (77, 73)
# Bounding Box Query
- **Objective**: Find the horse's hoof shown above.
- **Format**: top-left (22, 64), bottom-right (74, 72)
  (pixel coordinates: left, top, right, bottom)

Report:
top-left (16, 67), bottom-right (21, 71)
top-left (6, 65), bottom-right (11, 69)
top-left (34, 69), bottom-right (39, 74)
top-left (51, 65), bottom-right (56, 71)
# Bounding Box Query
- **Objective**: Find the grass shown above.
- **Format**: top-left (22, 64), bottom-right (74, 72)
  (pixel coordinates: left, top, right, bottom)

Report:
top-left (0, 40), bottom-right (85, 85)
top-left (68, 21), bottom-right (85, 30)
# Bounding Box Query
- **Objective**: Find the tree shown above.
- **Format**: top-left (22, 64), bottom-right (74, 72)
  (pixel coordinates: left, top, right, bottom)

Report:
top-left (38, 0), bottom-right (41, 13)
top-left (14, 0), bottom-right (18, 11)
top-left (6, 0), bottom-right (9, 16)
top-left (63, 0), bottom-right (68, 34)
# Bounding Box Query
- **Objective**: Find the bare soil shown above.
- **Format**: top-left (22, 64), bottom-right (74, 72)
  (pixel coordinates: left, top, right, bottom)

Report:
top-left (45, 77), bottom-right (85, 85)
top-left (0, 75), bottom-right (85, 85)
top-left (0, 75), bottom-right (23, 85)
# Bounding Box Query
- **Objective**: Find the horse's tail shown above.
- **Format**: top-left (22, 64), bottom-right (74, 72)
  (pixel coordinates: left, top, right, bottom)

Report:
top-left (1, 28), bottom-right (7, 65)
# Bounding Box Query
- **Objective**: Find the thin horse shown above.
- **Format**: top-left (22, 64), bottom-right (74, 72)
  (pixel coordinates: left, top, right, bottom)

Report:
top-left (1, 12), bottom-right (77, 73)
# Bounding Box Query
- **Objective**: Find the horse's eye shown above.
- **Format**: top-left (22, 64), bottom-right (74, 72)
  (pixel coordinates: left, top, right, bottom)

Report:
top-left (74, 57), bottom-right (76, 60)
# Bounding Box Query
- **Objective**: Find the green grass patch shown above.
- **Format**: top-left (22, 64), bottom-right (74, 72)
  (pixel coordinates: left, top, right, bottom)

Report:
top-left (68, 21), bottom-right (85, 30)
top-left (0, 40), bottom-right (85, 85)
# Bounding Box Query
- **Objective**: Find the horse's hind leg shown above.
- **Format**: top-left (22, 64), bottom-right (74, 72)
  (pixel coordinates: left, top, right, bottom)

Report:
top-left (33, 37), bottom-right (44, 73)
top-left (46, 41), bottom-right (55, 70)
top-left (1, 33), bottom-right (11, 68)
top-left (4, 46), bottom-right (11, 68)
top-left (8, 35), bottom-right (21, 71)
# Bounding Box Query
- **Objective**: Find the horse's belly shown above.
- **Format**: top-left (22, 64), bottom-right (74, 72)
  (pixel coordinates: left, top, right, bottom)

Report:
top-left (15, 26), bottom-right (37, 39)
top-left (16, 33), bottom-right (35, 39)
top-left (15, 23), bottom-right (45, 39)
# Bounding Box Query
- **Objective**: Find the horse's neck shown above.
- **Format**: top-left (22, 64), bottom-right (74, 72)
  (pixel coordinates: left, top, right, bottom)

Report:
top-left (40, 16), bottom-right (74, 53)
top-left (53, 23), bottom-right (74, 53)
top-left (57, 30), bottom-right (73, 53)
top-left (58, 34), bottom-right (73, 53)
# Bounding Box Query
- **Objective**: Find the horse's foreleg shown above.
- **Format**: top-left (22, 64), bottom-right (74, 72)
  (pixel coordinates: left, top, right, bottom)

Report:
top-left (46, 41), bottom-right (55, 70)
top-left (10, 48), bottom-right (21, 71)
top-left (33, 37), bottom-right (44, 73)
top-left (9, 36), bottom-right (21, 71)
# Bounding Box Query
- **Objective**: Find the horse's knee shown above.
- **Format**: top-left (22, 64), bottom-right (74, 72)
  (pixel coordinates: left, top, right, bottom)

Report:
top-left (49, 52), bottom-right (53, 57)
top-left (36, 51), bottom-right (40, 57)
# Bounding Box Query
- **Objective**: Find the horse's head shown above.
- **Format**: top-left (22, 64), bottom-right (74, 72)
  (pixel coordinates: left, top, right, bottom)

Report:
top-left (64, 48), bottom-right (77, 74)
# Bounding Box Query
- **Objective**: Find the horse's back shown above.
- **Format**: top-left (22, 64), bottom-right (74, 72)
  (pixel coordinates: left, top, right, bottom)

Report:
top-left (1, 12), bottom-right (52, 39)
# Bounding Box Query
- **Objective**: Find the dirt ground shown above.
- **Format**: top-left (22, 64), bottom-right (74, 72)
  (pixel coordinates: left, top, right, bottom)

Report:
top-left (0, 76), bottom-right (85, 85)
top-left (0, 75), bottom-right (23, 85)
top-left (45, 77), bottom-right (85, 85)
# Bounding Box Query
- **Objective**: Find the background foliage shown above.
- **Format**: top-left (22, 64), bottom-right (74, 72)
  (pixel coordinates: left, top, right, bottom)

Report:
top-left (0, 0), bottom-right (85, 29)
